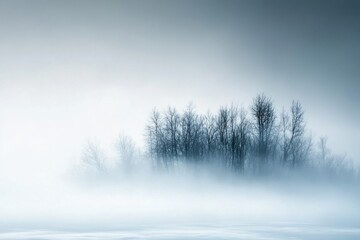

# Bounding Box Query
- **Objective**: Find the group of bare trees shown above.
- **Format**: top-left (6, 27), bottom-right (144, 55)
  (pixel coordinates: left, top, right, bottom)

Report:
top-left (80, 94), bottom-right (356, 178)
top-left (146, 94), bottom-right (312, 173)
top-left (81, 135), bottom-right (138, 174)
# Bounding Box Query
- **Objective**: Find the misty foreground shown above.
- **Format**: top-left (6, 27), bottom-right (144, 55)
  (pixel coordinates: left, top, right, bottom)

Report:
top-left (2, 97), bottom-right (360, 239)
top-left (1, 167), bottom-right (360, 240)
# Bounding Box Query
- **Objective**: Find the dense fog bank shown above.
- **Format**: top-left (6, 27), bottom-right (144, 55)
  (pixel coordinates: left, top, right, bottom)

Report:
top-left (1, 165), bottom-right (360, 232)
top-left (1, 95), bottom-right (359, 233)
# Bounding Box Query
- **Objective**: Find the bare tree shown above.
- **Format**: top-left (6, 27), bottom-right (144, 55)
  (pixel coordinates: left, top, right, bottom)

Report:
top-left (316, 137), bottom-right (352, 177)
top-left (163, 107), bottom-right (181, 165)
top-left (116, 134), bottom-right (136, 172)
top-left (234, 108), bottom-right (250, 171)
top-left (82, 140), bottom-right (106, 172)
top-left (146, 109), bottom-right (165, 167)
top-left (280, 107), bottom-right (291, 164)
top-left (180, 104), bottom-right (204, 162)
top-left (280, 101), bottom-right (306, 167)
top-left (228, 106), bottom-right (238, 168)
top-left (203, 112), bottom-right (217, 159)
top-left (216, 106), bottom-right (230, 164)
top-left (251, 94), bottom-right (276, 166)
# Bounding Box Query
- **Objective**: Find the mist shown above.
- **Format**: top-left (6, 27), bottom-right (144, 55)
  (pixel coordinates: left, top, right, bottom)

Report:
top-left (1, 0), bottom-right (360, 239)
top-left (2, 158), bottom-right (360, 239)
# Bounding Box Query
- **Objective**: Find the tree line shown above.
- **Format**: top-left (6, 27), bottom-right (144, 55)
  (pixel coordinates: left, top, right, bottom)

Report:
top-left (145, 94), bottom-right (317, 173)
top-left (80, 94), bottom-right (356, 178)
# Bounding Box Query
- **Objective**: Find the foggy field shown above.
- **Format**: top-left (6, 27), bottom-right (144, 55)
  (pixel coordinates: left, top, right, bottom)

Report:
top-left (1, 0), bottom-right (360, 239)
top-left (1, 169), bottom-right (360, 239)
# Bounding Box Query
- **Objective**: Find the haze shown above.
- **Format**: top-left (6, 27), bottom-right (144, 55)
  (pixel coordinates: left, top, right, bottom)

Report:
top-left (0, 1), bottom-right (360, 239)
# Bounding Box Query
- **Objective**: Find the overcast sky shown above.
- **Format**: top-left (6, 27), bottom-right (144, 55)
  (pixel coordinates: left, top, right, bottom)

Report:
top-left (0, 0), bottom-right (359, 180)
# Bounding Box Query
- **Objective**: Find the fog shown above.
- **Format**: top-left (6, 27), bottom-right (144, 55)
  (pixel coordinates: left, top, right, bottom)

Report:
top-left (1, 0), bottom-right (360, 239)
top-left (1, 162), bottom-right (360, 239)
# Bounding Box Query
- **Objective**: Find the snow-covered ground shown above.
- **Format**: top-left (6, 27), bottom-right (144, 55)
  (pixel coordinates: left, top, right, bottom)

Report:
top-left (1, 171), bottom-right (360, 239)
top-left (1, 224), bottom-right (360, 240)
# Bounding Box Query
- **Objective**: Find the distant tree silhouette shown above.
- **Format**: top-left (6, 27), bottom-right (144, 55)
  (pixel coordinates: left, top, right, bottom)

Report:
top-left (116, 134), bottom-right (136, 171)
top-left (280, 101), bottom-right (307, 167)
top-left (216, 106), bottom-right (230, 166)
top-left (164, 107), bottom-right (181, 164)
top-left (203, 112), bottom-right (217, 159)
top-left (180, 104), bottom-right (204, 162)
top-left (233, 108), bottom-right (250, 171)
top-left (143, 94), bottom-right (354, 177)
top-left (250, 94), bottom-right (276, 169)
top-left (82, 140), bottom-right (106, 172)
top-left (146, 109), bottom-right (164, 168)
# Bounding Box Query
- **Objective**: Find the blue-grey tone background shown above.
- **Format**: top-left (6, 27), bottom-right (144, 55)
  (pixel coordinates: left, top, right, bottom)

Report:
top-left (0, 0), bottom-right (359, 178)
